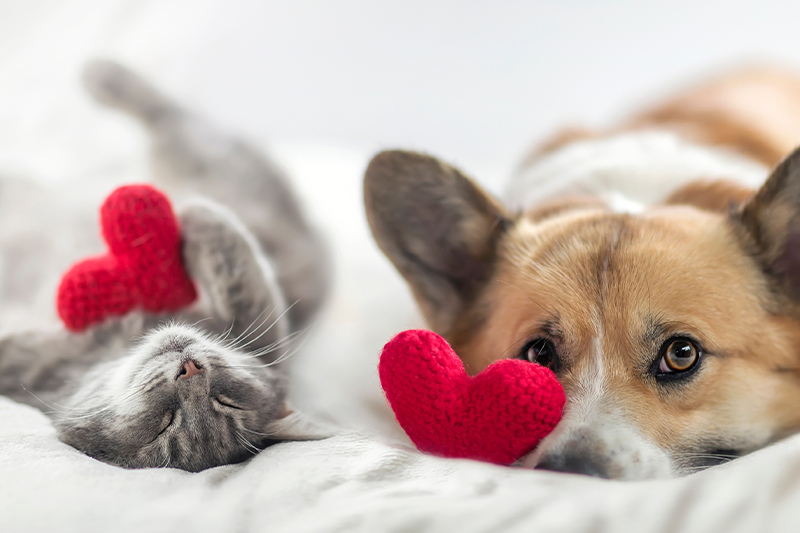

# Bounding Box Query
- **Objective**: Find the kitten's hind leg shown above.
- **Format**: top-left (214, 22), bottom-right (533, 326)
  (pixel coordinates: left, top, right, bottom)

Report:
top-left (82, 59), bottom-right (180, 128)
top-left (179, 200), bottom-right (294, 359)
top-left (82, 60), bottom-right (331, 331)
top-left (0, 318), bottom-right (145, 409)
top-left (0, 328), bottom-right (76, 407)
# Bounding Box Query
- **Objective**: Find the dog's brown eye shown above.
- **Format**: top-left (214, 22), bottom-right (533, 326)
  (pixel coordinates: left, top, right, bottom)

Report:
top-left (521, 338), bottom-right (559, 372)
top-left (660, 339), bottom-right (699, 373)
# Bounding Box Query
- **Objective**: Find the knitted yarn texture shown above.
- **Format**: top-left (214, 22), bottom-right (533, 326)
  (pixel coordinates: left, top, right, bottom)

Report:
top-left (379, 329), bottom-right (565, 465)
top-left (57, 184), bottom-right (197, 331)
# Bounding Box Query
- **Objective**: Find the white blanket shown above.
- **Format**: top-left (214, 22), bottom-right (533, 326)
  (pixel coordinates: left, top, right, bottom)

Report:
top-left (3, 2), bottom-right (800, 532)
top-left (4, 395), bottom-right (800, 533)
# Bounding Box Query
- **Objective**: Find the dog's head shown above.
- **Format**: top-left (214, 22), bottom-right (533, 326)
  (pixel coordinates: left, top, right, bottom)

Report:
top-left (364, 149), bottom-right (800, 480)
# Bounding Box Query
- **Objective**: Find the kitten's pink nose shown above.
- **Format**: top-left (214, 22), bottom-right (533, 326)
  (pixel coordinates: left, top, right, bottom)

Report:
top-left (178, 359), bottom-right (204, 380)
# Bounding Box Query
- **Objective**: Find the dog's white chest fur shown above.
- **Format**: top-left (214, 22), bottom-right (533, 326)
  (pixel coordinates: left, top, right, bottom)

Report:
top-left (505, 130), bottom-right (769, 212)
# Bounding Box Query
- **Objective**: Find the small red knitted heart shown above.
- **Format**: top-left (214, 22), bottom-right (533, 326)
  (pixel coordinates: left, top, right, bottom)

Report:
top-left (57, 184), bottom-right (197, 331)
top-left (379, 329), bottom-right (565, 465)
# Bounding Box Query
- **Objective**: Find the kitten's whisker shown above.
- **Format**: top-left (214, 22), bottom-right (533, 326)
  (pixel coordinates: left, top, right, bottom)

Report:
top-left (266, 323), bottom-right (315, 366)
top-left (241, 426), bottom-right (282, 437)
top-left (22, 383), bottom-right (138, 418)
top-left (220, 326), bottom-right (312, 368)
top-left (242, 330), bottom-right (304, 359)
top-left (157, 451), bottom-right (171, 469)
top-left (46, 381), bottom-right (152, 420)
top-left (21, 385), bottom-right (74, 414)
top-left (253, 322), bottom-right (314, 359)
top-left (235, 332), bottom-right (299, 358)
top-left (225, 308), bottom-right (272, 349)
top-left (217, 317), bottom-right (236, 343)
top-left (683, 454), bottom-right (740, 460)
top-left (240, 326), bottom-right (313, 369)
top-left (235, 301), bottom-right (299, 351)
top-left (234, 431), bottom-right (262, 456)
top-left (188, 316), bottom-right (214, 329)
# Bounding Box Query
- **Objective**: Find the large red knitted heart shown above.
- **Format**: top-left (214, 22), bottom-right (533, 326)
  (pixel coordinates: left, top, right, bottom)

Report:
top-left (379, 329), bottom-right (565, 465)
top-left (57, 184), bottom-right (197, 332)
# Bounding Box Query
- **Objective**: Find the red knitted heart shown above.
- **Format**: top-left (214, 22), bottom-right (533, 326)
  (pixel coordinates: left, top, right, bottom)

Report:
top-left (57, 184), bottom-right (197, 331)
top-left (379, 329), bottom-right (565, 465)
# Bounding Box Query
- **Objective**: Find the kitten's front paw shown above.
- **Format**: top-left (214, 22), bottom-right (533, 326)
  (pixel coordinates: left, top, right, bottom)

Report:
top-left (179, 201), bottom-right (256, 279)
top-left (178, 200), bottom-right (284, 329)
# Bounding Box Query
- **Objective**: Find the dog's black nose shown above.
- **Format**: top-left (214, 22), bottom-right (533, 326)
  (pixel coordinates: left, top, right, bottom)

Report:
top-left (536, 452), bottom-right (612, 479)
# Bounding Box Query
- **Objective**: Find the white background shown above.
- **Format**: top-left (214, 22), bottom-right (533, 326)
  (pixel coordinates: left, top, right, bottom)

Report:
top-left (2, 0), bottom-right (800, 189)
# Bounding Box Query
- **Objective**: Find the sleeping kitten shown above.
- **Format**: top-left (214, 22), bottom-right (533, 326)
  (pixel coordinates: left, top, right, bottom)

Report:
top-left (0, 61), bottom-right (331, 472)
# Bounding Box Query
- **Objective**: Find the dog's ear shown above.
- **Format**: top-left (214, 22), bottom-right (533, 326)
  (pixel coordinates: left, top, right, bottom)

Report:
top-left (735, 147), bottom-right (800, 302)
top-left (364, 150), bottom-right (512, 335)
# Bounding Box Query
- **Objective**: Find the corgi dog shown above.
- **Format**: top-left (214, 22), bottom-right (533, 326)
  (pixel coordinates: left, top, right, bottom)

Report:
top-left (364, 68), bottom-right (800, 480)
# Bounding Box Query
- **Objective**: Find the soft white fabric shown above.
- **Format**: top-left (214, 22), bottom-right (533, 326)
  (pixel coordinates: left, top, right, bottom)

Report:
top-left (2, 2), bottom-right (800, 532)
top-left (4, 396), bottom-right (800, 533)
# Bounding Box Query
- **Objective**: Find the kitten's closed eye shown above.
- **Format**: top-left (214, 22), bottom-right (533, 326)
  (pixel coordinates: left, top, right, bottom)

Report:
top-left (214, 396), bottom-right (244, 410)
top-left (55, 324), bottom-right (290, 472)
top-left (151, 411), bottom-right (174, 442)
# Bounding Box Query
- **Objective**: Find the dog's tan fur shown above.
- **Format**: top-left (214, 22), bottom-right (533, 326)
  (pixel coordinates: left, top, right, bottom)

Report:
top-left (365, 67), bottom-right (800, 479)
top-left (524, 67), bottom-right (800, 169)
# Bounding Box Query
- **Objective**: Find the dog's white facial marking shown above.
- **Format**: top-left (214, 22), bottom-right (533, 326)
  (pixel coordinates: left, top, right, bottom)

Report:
top-left (522, 331), bottom-right (674, 480)
top-left (603, 191), bottom-right (646, 214)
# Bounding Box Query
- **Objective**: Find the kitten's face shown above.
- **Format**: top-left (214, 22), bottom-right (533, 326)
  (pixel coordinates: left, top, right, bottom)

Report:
top-left (54, 324), bottom-right (288, 472)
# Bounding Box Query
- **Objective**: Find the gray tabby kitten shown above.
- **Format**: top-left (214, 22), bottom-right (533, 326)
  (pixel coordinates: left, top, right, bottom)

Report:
top-left (0, 61), bottom-right (331, 472)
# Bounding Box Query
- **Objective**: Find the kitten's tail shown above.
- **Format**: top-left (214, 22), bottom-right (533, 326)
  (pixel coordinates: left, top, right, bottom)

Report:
top-left (82, 59), bottom-right (181, 128)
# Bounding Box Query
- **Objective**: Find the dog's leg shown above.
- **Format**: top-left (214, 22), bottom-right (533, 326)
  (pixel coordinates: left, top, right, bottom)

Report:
top-left (82, 60), bottom-right (330, 330)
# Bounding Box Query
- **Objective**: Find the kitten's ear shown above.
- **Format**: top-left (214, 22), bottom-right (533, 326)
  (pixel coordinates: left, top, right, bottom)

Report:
top-left (735, 147), bottom-right (800, 301)
top-left (364, 150), bottom-right (512, 335)
top-left (265, 407), bottom-right (337, 441)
